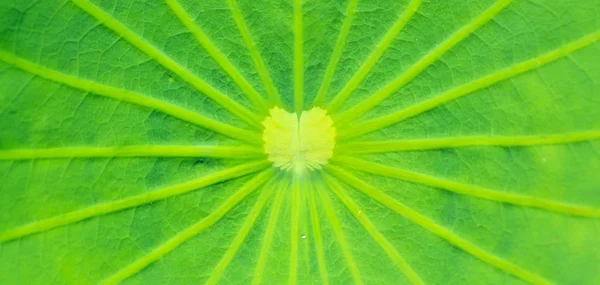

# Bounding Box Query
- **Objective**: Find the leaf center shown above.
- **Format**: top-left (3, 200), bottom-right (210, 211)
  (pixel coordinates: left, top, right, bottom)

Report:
top-left (262, 107), bottom-right (336, 174)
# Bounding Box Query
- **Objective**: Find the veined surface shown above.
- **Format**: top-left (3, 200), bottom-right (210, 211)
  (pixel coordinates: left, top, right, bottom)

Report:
top-left (0, 0), bottom-right (599, 284)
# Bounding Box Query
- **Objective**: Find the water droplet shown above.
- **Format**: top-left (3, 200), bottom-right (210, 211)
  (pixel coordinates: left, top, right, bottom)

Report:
top-left (301, 234), bottom-right (307, 239)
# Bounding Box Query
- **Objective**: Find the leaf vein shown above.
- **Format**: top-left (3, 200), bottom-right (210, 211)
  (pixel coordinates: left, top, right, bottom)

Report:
top-left (204, 177), bottom-right (277, 285)
top-left (166, 0), bottom-right (271, 112)
top-left (306, 181), bottom-right (329, 285)
top-left (251, 177), bottom-right (288, 285)
top-left (0, 162), bottom-right (270, 243)
top-left (293, 0), bottom-right (304, 113)
top-left (341, 31), bottom-right (600, 136)
top-left (336, 131), bottom-right (600, 154)
top-left (322, 173), bottom-right (425, 285)
top-left (101, 169), bottom-right (275, 285)
top-left (0, 146), bottom-right (264, 160)
top-left (311, 0), bottom-right (359, 107)
top-left (226, 0), bottom-right (283, 106)
top-left (0, 51), bottom-right (260, 144)
top-left (314, 177), bottom-right (363, 285)
top-left (326, 165), bottom-right (553, 285)
top-left (70, 0), bottom-right (262, 127)
top-left (334, 0), bottom-right (513, 125)
top-left (325, 0), bottom-right (423, 113)
top-left (333, 157), bottom-right (600, 219)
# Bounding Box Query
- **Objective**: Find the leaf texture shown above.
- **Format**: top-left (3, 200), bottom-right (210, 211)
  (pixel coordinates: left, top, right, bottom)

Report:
top-left (0, 0), bottom-right (599, 284)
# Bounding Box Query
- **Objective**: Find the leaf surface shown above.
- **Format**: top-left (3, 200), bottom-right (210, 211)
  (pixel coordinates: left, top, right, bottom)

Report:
top-left (1, 0), bottom-right (599, 284)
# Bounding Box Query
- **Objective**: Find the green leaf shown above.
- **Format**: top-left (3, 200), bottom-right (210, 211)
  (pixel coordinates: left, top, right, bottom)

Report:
top-left (1, 0), bottom-right (599, 284)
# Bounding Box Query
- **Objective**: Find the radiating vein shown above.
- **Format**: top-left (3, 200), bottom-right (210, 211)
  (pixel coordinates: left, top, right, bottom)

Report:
top-left (293, 0), bottom-right (304, 113)
top-left (315, 179), bottom-right (363, 285)
top-left (0, 161), bottom-right (270, 243)
top-left (166, 0), bottom-right (271, 111)
top-left (326, 0), bottom-right (423, 113)
top-left (299, 177), bottom-right (311, 280)
top-left (333, 157), bottom-right (600, 219)
top-left (336, 131), bottom-right (600, 154)
top-left (252, 177), bottom-right (287, 285)
top-left (0, 145), bottom-right (265, 160)
top-left (101, 169), bottom-right (275, 285)
top-left (289, 175), bottom-right (301, 285)
top-left (322, 175), bottom-right (424, 285)
top-left (306, 181), bottom-right (329, 285)
top-left (340, 31), bottom-right (600, 137)
top-left (226, 0), bottom-right (282, 106)
top-left (311, 0), bottom-right (358, 107)
top-left (70, 0), bottom-right (262, 127)
top-left (204, 177), bottom-right (277, 285)
top-left (335, 0), bottom-right (513, 125)
top-left (326, 165), bottom-right (552, 285)
top-left (0, 51), bottom-right (260, 144)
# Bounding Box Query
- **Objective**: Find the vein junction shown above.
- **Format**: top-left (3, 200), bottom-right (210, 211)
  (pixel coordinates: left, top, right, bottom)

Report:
top-left (262, 107), bottom-right (336, 173)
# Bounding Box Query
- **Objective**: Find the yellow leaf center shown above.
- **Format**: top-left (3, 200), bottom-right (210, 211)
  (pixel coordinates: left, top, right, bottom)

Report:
top-left (262, 107), bottom-right (336, 174)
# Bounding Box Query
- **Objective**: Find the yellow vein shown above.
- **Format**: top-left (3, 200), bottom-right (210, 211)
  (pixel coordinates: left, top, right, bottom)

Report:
top-left (226, 0), bottom-right (282, 106)
top-left (314, 179), bottom-right (363, 285)
top-left (299, 178), bottom-right (311, 279)
top-left (0, 161), bottom-right (270, 243)
top-left (293, 0), bottom-right (304, 113)
top-left (311, 0), bottom-right (358, 107)
top-left (306, 182), bottom-right (329, 285)
top-left (326, 165), bottom-right (552, 285)
top-left (251, 178), bottom-right (287, 285)
top-left (70, 0), bottom-right (262, 127)
top-left (340, 31), bottom-right (600, 137)
top-left (204, 178), bottom-right (276, 285)
top-left (289, 175), bottom-right (301, 285)
top-left (325, 0), bottom-right (423, 113)
top-left (336, 131), bottom-right (600, 154)
top-left (102, 169), bottom-right (275, 285)
top-left (0, 145), bottom-right (265, 160)
top-left (335, 0), bottom-right (513, 126)
top-left (323, 175), bottom-right (424, 285)
top-left (166, 0), bottom-right (271, 112)
top-left (333, 157), bottom-right (600, 219)
top-left (0, 51), bottom-right (260, 144)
